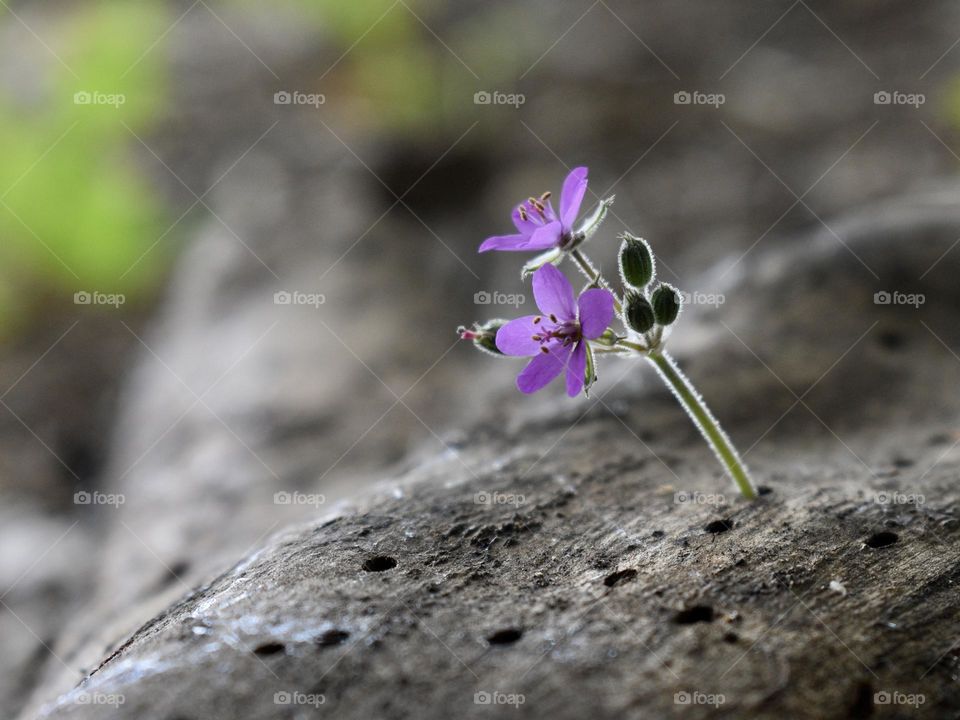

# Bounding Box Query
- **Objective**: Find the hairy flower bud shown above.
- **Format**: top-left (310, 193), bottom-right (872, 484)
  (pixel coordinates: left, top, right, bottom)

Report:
top-left (651, 283), bottom-right (681, 326)
top-left (458, 319), bottom-right (508, 356)
top-left (619, 234), bottom-right (654, 289)
top-left (624, 292), bottom-right (655, 333)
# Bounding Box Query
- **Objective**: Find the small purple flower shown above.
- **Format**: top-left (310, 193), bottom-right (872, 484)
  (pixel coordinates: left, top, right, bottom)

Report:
top-left (479, 167), bottom-right (589, 253)
top-left (495, 264), bottom-right (615, 396)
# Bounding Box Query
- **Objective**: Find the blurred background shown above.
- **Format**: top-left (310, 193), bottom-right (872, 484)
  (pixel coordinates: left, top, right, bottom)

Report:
top-left (2, 0), bottom-right (960, 714)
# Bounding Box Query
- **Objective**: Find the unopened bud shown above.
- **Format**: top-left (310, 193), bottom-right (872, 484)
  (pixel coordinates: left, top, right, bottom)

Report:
top-left (459, 319), bottom-right (508, 356)
top-left (619, 234), bottom-right (654, 289)
top-left (651, 283), bottom-right (681, 325)
top-left (624, 292), bottom-right (655, 333)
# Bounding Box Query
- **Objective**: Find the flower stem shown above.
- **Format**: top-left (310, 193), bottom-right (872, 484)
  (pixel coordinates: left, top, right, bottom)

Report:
top-left (646, 351), bottom-right (756, 499)
top-left (569, 249), bottom-right (622, 314)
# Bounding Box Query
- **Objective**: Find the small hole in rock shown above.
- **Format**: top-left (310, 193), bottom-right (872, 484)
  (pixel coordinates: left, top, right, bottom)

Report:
top-left (487, 628), bottom-right (523, 645)
top-left (704, 519), bottom-right (733, 534)
top-left (674, 605), bottom-right (715, 624)
top-left (878, 330), bottom-right (905, 350)
top-left (722, 632), bottom-right (739, 644)
top-left (317, 629), bottom-right (350, 647)
top-left (892, 457), bottom-right (914, 468)
top-left (757, 485), bottom-right (773, 496)
top-left (651, 530), bottom-right (665, 539)
top-left (362, 555), bottom-right (398, 572)
top-left (865, 531), bottom-right (898, 549)
top-left (604, 568), bottom-right (638, 587)
top-left (254, 642), bottom-right (286, 656)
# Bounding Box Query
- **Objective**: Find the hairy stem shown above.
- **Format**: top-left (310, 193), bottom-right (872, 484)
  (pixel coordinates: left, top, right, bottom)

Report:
top-left (569, 249), bottom-right (622, 314)
top-left (647, 351), bottom-right (756, 499)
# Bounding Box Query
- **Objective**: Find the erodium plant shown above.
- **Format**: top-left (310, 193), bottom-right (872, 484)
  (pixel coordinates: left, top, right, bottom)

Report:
top-left (459, 167), bottom-right (757, 499)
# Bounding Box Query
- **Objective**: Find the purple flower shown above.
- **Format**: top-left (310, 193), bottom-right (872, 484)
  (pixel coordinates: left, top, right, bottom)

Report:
top-left (479, 167), bottom-right (589, 253)
top-left (495, 264), bottom-right (615, 396)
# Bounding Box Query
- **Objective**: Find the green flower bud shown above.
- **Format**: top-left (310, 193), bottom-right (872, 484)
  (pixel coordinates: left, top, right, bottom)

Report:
top-left (624, 291), bottom-right (655, 333)
top-left (459, 319), bottom-right (508, 356)
top-left (651, 283), bottom-right (681, 326)
top-left (619, 234), bottom-right (654, 289)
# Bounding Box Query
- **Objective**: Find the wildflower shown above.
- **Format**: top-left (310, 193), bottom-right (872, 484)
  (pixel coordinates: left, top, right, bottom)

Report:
top-left (495, 264), bottom-right (614, 396)
top-left (478, 167), bottom-right (589, 253)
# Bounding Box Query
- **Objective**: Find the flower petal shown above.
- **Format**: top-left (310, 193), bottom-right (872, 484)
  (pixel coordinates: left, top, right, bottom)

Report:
top-left (565, 341), bottom-right (587, 397)
top-left (577, 288), bottom-right (616, 339)
top-left (559, 166), bottom-right (588, 229)
top-left (511, 206), bottom-right (539, 235)
top-left (495, 316), bottom-right (544, 356)
top-left (516, 342), bottom-right (572, 394)
top-left (523, 220), bottom-right (563, 251)
top-left (532, 263), bottom-right (576, 319)
top-left (479, 233), bottom-right (529, 253)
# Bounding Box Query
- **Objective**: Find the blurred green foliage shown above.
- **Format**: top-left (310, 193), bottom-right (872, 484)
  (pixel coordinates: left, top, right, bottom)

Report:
top-left (0, 1), bottom-right (170, 333)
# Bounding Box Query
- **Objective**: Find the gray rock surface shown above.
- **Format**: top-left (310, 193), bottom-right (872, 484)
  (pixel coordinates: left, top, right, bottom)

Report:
top-left (31, 193), bottom-right (960, 719)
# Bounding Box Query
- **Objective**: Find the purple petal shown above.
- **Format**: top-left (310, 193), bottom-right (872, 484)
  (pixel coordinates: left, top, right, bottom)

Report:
top-left (479, 233), bottom-right (529, 253)
top-left (565, 341), bottom-right (587, 397)
top-left (559, 166), bottom-right (588, 229)
top-left (516, 343), bottom-right (572, 394)
top-left (511, 206), bottom-right (539, 235)
top-left (524, 220), bottom-right (563, 251)
top-left (495, 316), bottom-right (543, 356)
top-left (532, 263), bottom-right (576, 319)
top-left (578, 288), bottom-right (616, 339)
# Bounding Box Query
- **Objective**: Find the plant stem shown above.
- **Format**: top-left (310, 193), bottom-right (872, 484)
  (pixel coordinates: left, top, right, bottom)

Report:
top-left (646, 351), bottom-right (756, 499)
top-left (569, 249), bottom-right (622, 314)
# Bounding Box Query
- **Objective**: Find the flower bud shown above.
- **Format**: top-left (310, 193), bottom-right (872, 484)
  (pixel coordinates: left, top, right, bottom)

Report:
top-left (651, 283), bottom-right (681, 325)
top-left (624, 292), bottom-right (655, 333)
top-left (619, 234), bottom-right (654, 289)
top-left (459, 319), bottom-right (508, 356)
